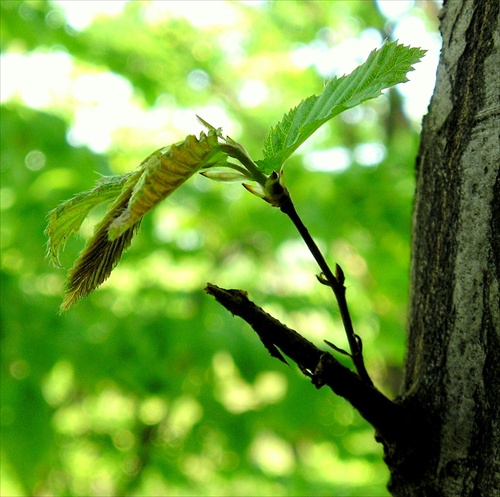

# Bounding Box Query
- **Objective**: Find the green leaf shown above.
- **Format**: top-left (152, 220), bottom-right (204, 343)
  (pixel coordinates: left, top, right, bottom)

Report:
top-left (257, 41), bottom-right (426, 173)
top-left (45, 171), bottom-right (139, 267)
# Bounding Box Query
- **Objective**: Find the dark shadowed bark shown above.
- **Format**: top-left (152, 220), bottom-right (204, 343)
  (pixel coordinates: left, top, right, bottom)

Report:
top-left (390, 0), bottom-right (500, 495)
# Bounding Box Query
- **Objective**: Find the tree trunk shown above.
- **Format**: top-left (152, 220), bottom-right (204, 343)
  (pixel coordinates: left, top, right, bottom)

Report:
top-left (389, 0), bottom-right (500, 495)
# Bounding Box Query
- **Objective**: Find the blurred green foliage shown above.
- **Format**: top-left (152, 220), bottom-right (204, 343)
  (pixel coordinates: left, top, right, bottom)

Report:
top-left (1, 1), bottom-right (438, 495)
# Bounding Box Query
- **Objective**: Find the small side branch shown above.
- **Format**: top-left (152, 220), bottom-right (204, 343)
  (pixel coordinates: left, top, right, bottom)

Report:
top-left (205, 283), bottom-right (402, 443)
top-left (278, 193), bottom-right (373, 386)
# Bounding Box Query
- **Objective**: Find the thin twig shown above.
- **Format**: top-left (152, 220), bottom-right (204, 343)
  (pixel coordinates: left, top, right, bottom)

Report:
top-left (278, 193), bottom-right (373, 386)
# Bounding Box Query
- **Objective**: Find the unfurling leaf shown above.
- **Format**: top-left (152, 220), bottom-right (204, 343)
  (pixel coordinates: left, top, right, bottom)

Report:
top-left (45, 172), bottom-right (139, 267)
top-left (60, 184), bottom-right (140, 312)
top-left (47, 124), bottom-right (228, 311)
top-left (108, 129), bottom-right (225, 240)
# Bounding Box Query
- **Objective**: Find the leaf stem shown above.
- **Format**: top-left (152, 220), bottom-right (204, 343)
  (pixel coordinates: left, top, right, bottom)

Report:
top-left (278, 193), bottom-right (373, 386)
top-left (219, 143), bottom-right (268, 186)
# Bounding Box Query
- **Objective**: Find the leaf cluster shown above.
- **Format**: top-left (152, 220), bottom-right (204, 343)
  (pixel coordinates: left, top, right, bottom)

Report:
top-left (46, 41), bottom-right (425, 311)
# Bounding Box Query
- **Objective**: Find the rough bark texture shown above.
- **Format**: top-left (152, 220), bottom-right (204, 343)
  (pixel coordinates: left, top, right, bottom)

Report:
top-left (388, 0), bottom-right (500, 495)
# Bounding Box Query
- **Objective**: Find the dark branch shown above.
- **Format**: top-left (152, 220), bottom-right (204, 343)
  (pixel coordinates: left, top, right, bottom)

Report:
top-left (205, 283), bottom-right (403, 443)
top-left (277, 192), bottom-right (373, 386)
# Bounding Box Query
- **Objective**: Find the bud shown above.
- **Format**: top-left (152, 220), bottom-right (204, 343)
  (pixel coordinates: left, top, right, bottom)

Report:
top-left (264, 169), bottom-right (289, 207)
top-left (242, 182), bottom-right (267, 199)
top-left (201, 170), bottom-right (249, 183)
top-left (335, 264), bottom-right (345, 284)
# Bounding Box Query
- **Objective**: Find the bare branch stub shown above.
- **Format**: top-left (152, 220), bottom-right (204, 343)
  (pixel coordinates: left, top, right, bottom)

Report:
top-left (205, 283), bottom-right (403, 443)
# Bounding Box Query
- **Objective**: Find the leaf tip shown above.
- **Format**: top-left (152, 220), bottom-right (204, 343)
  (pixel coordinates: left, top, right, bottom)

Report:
top-left (58, 294), bottom-right (75, 313)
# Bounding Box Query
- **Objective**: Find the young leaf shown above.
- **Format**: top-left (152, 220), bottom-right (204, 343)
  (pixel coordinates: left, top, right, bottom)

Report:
top-left (48, 124), bottom-right (228, 311)
top-left (256, 41), bottom-right (426, 173)
top-left (45, 171), bottom-right (139, 267)
top-left (108, 129), bottom-right (225, 240)
top-left (60, 184), bottom-right (141, 312)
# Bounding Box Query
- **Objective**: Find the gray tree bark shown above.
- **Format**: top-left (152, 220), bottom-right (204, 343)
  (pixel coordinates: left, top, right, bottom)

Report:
top-left (389, 0), bottom-right (500, 495)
